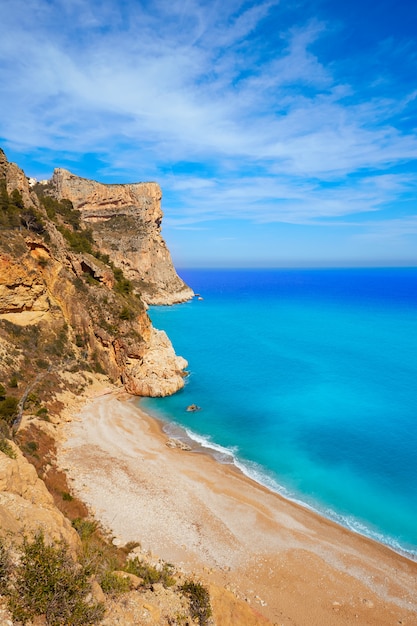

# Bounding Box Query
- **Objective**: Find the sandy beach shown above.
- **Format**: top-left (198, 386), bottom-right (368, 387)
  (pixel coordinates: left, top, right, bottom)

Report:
top-left (58, 393), bottom-right (417, 625)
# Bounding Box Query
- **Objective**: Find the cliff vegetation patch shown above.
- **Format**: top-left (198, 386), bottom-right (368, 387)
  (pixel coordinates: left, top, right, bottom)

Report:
top-left (0, 532), bottom-right (105, 626)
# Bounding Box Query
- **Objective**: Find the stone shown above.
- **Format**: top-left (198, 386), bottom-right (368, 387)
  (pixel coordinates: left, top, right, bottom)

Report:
top-left (166, 439), bottom-right (192, 451)
top-left (112, 571), bottom-right (144, 590)
top-left (0, 442), bottom-right (80, 551)
top-left (50, 168), bottom-right (194, 305)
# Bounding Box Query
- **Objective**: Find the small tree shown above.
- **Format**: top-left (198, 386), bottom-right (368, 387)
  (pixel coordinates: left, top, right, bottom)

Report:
top-left (180, 580), bottom-right (212, 626)
top-left (0, 396), bottom-right (19, 425)
top-left (8, 532), bottom-right (105, 626)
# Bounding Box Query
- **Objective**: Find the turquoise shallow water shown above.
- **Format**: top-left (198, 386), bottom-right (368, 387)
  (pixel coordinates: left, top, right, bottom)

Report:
top-left (140, 268), bottom-right (417, 557)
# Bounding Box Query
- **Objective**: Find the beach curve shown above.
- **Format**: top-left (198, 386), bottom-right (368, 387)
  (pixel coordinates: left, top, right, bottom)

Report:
top-left (58, 392), bottom-right (417, 625)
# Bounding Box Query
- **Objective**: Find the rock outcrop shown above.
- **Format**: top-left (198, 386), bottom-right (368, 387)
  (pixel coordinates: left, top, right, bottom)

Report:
top-left (0, 252), bottom-right (50, 321)
top-left (0, 442), bottom-right (80, 550)
top-left (0, 149), bottom-right (35, 210)
top-left (123, 327), bottom-right (188, 396)
top-left (0, 148), bottom-right (189, 397)
top-left (50, 168), bottom-right (194, 305)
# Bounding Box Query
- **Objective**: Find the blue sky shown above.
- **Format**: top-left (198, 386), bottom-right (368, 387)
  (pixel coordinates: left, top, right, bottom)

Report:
top-left (1, 0), bottom-right (416, 267)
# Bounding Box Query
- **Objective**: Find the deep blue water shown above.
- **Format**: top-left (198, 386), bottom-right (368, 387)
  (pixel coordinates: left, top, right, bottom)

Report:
top-left (140, 268), bottom-right (417, 557)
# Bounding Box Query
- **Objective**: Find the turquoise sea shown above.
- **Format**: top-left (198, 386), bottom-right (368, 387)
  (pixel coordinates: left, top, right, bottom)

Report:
top-left (140, 268), bottom-right (417, 558)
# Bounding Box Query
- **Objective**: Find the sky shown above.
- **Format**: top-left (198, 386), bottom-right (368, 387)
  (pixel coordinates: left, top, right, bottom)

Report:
top-left (0, 0), bottom-right (416, 267)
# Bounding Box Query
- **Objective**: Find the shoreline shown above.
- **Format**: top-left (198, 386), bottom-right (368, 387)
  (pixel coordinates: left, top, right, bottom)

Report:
top-left (141, 399), bottom-right (417, 564)
top-left (58, 391), bottom-right (417, 625)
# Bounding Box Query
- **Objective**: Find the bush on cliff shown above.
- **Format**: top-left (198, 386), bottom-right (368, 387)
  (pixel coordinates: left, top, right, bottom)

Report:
top-left (4, 532), bottom-right (105, 626)
top-left (0, 183), bottom-right (45, 232)
top-left (0, 437), bottom-right (16, 458)
top-left (124, 556), bottom-right (176, 588)
top-left (180, 579), bottom-right (212, 626)
top-left (0, 539), bottom-right (11, 593)
top-left (0, 395), bottom-right (19, 425)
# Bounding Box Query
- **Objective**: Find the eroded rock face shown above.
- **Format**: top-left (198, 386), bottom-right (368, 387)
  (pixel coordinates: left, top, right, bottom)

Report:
top-left (122, 327), bottom-right (188, 397)
top-left (0, 148), bottom-right (35, 209)
top-left (0, 150), bottom-right (189, 397)
top-left (0, 253), bottom-right (50, 319)
top-left (0, 246), bottom-right (187, 397)
top-left (50, 168), bottom-right (194, 305)
top-left (0, 442), bottom-right (80, 550)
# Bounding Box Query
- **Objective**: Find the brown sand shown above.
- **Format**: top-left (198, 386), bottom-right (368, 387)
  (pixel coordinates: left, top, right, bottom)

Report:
top-left (58, 393), bottom-right (417, 625)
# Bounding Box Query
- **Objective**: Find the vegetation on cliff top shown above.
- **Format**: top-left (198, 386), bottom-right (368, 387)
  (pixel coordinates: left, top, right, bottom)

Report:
top-left (0, 520), bottom-right (212, 626)
top-left (0, 532), bottom-right (105, 626)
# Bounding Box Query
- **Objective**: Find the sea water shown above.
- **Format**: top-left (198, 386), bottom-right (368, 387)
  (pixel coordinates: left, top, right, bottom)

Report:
top-left (140, 268), bottom-right (417, 557)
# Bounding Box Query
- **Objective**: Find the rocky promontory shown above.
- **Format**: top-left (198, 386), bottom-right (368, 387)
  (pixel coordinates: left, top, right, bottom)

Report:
top-left (50, 168), bottom-right (194, 305)
top-left (0, 148), bottom-right (190, 398)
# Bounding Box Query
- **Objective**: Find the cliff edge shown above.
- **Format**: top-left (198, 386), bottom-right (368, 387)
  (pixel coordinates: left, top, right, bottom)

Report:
top-left (0, 148), bottom-right (189, 397)
top-left (50, 168), bottom-right (194, 305)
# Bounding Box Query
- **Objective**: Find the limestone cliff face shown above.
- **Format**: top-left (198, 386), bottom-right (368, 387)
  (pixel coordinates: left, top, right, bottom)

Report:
top-left (0, 149), bottom-right (35, 209)
top-left (50, 168), bottom-right (194, 305)
top-left (0, 442), bottom-right (80, 549)
top-left (0, 149), bottom-right (189, 398)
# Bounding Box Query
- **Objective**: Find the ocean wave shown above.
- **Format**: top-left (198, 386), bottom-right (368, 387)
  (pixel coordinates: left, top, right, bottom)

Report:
top-left (321, 509), bottom-right (417, 561)
top-left (175, 424), bottom-right (296, 497)
top-left (154, 409), bottom-right (417, 561)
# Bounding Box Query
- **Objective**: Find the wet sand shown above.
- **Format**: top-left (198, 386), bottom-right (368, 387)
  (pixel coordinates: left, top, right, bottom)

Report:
top-left (58, 393), bottom-right (417, 625)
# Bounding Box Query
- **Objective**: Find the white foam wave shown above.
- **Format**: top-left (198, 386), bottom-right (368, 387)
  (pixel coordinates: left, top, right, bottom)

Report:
top-left (154, 410), bottom-right (417, 561)
top-left (321, 509), bottom-right (417, 561)
top-left (183, 427), bottom-right (239, 463)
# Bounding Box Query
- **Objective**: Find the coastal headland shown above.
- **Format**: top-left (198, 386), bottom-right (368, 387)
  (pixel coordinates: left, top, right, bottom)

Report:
top-left (59, 391), bottom-right (417, 626)
top-left (1, 147), bottom-right (416, 624)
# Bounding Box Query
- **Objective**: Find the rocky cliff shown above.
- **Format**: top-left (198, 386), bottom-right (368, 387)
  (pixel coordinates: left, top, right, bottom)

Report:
top-left (0, 440), bottom-right (80, 550)
top-left (0, 148), bottom-right (268, 626)
top-left (0, 148), bottom-right (189, 398)
top-left (50, 168), bottom-right (194, 305)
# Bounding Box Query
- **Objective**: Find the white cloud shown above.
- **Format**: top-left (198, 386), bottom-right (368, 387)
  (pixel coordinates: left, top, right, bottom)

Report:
top-left (354, 216), bottom-right (417, 241)
top-left (0, 0), bottom-right (416, 237)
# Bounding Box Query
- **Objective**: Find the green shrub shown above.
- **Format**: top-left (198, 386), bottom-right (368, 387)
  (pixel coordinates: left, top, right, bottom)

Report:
top-left (6, 532), bottom-right (105, 625)
top-left (95, 252), bottom-right (110, 265)
top-left (115, 277), bottom-right (132, 295)
top-left (23, 440), bottom-right (38, 456)
top-left (72, 518), bottom-right (98, 541)
top-left (112, 267), bottom-right (133, 295)
top-left (0, 438), bottom-right (16, 459)
top-left (10, 189), bottom-right (24, 210)
top-left (20, 207), bottom-right (45, 233)
top-left (119, 306), bottom-right (134, 321)
top-left (100, 571), bottom-right (131, 594)
top-left (75, 334), bottom-right (85, 347)
top-left (0, 419), bottom-right (11, 438)
top-left (124, 557), bottom-right (175, 588)
top-left (0, 183), bottom-right (21, 229)
top-left (92, 359), bottom-right (106, 375)
top-left (26, 392), bottom-right (39, 405)
top-left (59, 226), bottom-right (94, 255)
top-left (0, 540), bottom-right (11, 593)
top-left (0, 396), bottom-right (19, 424)
top-left (180, 580), bottom-right (212, 626)
top-left (37, 256), bottom-right (49, 267)
top-left (8, 374), bottom-right (18, 388)
top-left (62, 491), bottom-right (73, 502)
top-left (37, 194), bottom-right (81, 231)
top-left (0, 383), bottom-right (6, 400)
